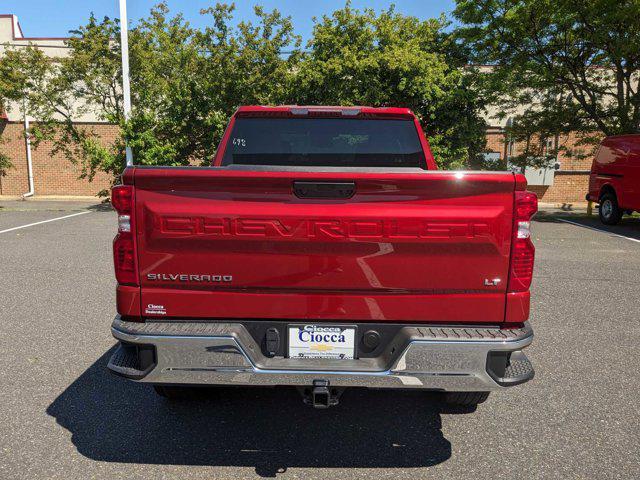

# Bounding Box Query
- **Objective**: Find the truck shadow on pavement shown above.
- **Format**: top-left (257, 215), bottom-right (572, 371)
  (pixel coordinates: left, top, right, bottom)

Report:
top-left (47, 347), bottom-right (462, 477)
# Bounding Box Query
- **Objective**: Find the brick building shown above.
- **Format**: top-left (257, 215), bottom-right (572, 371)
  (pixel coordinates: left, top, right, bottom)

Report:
top-left (485, 128), bottom-right (594, 204)
top-left (0, 15), bottom-right (114, 196)
top-left (0, 14), bottom-right (593, 202)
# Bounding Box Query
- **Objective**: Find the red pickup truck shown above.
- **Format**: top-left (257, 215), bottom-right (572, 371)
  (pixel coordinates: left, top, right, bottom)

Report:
top-left (108, 106), bottom-right (537, 408)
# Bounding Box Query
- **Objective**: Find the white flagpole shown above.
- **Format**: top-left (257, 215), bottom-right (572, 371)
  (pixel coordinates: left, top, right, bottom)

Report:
top-left (119, 0), bottom-right (134, 166)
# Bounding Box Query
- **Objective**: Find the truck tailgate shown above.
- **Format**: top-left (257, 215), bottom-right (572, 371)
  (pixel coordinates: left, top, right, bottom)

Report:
top-left (133, 168), bottom-right (516, 323)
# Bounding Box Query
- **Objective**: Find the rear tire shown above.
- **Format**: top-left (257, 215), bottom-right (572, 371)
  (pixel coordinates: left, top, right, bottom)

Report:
top-left (599, 192), bottom-right (623, 225)
top-left (442, 391), bottom-right (490, 407)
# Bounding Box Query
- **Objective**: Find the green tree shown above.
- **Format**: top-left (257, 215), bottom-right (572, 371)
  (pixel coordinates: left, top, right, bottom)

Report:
top-left (0, 103), bottom-right (11, 176)
top-left (454, 0), bottom-right (640, 166)
top-left (0, 3), bottom-right (300, 193)
top-left (0, 148), bottom-right (12, 177)
top-left (295, 3), bottom-right (488, 169)
top-left (0, 48), bottom-right (49, 177)
top-left (0, 2), bottom-right (492, 191)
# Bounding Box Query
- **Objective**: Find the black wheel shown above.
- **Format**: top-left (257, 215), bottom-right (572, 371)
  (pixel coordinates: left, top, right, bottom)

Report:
top-left (153, 385), bottom-right (201, 400)
top-left (599, 192), bottom-right (623, 225)
top-left (442, 391), bottom-right (490, 407)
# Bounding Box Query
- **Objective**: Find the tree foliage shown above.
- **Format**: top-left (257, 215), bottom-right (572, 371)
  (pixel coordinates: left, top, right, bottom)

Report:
top-left (0, 2), bottom-right (489, 191)
top-left (295, 4), bottom-right (488, 169)
top-left (0, 146), bottom-right (12, 176)
top-left (0, 104), bottom-right (12, 176)
top-left (454, 0), bottom-right (640, 167)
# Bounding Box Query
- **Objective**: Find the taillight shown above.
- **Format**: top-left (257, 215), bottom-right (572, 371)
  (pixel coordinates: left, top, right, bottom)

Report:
top-left (111, 184), bottom-right (139, 286)
top-left (508, 190), bottom-right (537, 292)
top-left (111, 184), bottom-right (133, 213)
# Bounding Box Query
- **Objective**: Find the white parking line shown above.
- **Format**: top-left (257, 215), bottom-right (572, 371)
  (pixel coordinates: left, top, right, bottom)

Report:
top-left (557, 218), bottom-right (640, 244)
top-left (0, 211), bottom-right (91, 234)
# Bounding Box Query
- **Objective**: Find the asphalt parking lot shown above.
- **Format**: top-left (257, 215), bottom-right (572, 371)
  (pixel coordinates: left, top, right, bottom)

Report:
top-left (1, 200), bottom-right (639, 479)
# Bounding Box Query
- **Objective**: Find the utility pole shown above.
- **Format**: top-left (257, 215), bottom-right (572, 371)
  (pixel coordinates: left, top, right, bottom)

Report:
top-left (119, 0), bottom-right (133, 166)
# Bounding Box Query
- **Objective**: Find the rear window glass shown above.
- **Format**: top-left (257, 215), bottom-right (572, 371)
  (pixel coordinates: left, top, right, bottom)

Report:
top-left (222, 117), bottom-right (425, 168)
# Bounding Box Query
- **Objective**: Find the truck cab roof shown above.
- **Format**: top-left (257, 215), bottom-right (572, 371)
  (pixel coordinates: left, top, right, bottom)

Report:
top-left (235, 105), bottom-right (416, 118)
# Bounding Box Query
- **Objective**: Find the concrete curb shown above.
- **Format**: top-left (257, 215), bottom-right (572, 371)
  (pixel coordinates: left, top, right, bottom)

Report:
top-left (0, 195), bottom-right (102, 201)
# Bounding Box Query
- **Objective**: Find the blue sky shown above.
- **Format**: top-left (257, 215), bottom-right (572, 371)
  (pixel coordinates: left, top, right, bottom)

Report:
top-left (4, 1), bottom-right (456, 40)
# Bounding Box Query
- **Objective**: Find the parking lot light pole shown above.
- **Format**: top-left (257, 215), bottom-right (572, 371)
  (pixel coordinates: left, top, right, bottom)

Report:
top-left (119, 0), bottom-right (134, 167)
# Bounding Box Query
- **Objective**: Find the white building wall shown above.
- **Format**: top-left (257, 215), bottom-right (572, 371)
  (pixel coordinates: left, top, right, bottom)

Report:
top-left (0, 15), bottom-right (101, 123)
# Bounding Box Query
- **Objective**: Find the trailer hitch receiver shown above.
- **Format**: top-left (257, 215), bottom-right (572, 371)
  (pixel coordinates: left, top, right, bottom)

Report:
top-left (301, 380), bottom-right (343, 409)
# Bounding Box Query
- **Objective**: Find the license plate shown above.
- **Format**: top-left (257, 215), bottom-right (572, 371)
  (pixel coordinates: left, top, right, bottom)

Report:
top-left (288, 325), bottom-right (356, 359)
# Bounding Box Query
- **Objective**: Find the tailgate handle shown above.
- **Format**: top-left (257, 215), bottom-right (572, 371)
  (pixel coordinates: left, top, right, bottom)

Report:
top-left (293, 181), bottom-right (356, 199)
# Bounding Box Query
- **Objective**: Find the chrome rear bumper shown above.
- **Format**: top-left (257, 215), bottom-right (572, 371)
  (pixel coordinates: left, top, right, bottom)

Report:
top-left (109, 317), bottom-right (534, 391)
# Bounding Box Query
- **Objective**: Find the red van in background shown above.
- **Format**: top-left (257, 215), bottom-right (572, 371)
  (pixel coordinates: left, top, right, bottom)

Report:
top-left (587, 134), bottom-right (640, 225)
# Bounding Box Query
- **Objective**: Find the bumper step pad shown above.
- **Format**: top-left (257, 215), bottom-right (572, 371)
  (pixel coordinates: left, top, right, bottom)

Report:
top-left (504, 355), bottom-right (535, 379)
top-left (111, 316), bottom-right (532, 342)
top-left (107, 343), bottom-right (156, 380)
top-left (487, 350), bottom-right (535, 386)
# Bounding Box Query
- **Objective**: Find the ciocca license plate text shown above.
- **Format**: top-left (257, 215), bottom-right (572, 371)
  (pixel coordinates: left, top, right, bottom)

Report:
top-left (288, 325), bottom-right (356, 359)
